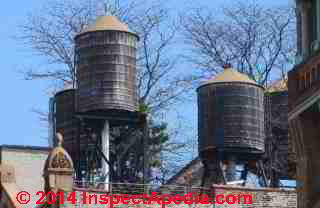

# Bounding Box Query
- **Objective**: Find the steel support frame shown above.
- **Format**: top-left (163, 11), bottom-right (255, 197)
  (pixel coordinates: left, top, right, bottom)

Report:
top-left (73, 111), bottom-right (148, 185)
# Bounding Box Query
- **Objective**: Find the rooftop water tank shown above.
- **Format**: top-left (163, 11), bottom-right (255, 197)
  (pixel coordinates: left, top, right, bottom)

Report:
top-left (197, 67), bottom-right (265, 160)
top-left (75, 16), bottom-right (139, 113)
top-left (54, 89), bottom-right (77, 153)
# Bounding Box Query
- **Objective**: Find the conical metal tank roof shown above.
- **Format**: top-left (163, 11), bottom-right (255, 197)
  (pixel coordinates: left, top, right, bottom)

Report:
top-left (76, 16), bottom-right (137, 37)
top-left (202, 67), bottom-right (257, 85)
top-left (265, 79), bottom-right (288, 92)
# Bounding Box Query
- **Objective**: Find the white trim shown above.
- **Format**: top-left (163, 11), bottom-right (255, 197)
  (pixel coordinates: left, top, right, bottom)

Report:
top-left (288, 88), bottom-right (320, 120)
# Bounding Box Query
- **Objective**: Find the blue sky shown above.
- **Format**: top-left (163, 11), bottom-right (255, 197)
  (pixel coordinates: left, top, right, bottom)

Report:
top-left (0, 0), bottom-right (48, 146)
top-left (0, 0), bottom-right (291, 148)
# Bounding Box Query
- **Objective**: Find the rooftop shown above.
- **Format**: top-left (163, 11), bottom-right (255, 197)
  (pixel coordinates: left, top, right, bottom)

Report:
top-left (0, 145), bottom-right (51, 152)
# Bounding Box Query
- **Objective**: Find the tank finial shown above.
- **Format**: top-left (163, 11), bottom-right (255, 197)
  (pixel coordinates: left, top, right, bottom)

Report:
top-left (56, 132), bottom-right (63, 147)
top-left (223, 63), bottom-right (232, 70)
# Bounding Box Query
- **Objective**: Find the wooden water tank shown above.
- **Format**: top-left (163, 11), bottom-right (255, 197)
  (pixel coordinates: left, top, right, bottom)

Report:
top-left (75, 16), bottom-right (139, 114)
top-left (197, 68), bottom-right (265, 160)
top-left (54, 89), bottom-right (77, 151)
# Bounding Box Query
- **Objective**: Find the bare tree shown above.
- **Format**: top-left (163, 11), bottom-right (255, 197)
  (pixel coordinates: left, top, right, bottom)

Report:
top-left (19, 0), bottom-right (192, 112)
top-left (17, 0), bottom-right (193, 184)
top-left (19, 0), bottom-right (139, 87)
top-left (181, 1), bottom-right (296, 87)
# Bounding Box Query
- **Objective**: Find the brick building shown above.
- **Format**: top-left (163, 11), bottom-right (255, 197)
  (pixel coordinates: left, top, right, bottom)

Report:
top-left (0, 133), bottom-right (297, 208)
top-left (288, 0), bottom-right (320, 208)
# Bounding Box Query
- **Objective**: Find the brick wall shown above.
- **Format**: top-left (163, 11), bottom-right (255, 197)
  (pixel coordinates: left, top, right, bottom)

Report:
top-left (59, 185), bottom-right (297, 208)
top-left (210, 184), bottom-right (297, 208)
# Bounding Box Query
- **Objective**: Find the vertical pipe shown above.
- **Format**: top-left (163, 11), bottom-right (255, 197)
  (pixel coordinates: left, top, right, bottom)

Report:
top-left (48, 97), bottom-right (55, 147)
top-left (101, 120), bottom-right (110, 190)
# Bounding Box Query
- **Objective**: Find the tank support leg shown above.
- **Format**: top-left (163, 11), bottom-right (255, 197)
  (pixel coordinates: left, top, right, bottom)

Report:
top-left (258, 160), bottom-right (269, 187)
top-left (101, 120), bottom-right (110, 191)
top-left (219, 160), bottom-right (227, 184)
top-left (241, 163), bottom-right (249, 186)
